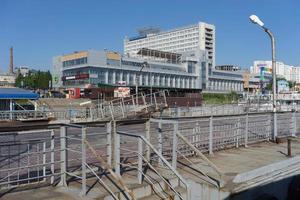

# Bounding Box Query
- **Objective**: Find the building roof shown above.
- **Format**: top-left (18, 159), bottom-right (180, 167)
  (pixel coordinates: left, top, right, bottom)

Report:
top-left (0, 88), bottom-right (39, 100)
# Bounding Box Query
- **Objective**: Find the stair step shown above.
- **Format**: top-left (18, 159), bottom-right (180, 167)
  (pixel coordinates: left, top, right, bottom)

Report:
top-left (139, 186), bottom-right (186, 200)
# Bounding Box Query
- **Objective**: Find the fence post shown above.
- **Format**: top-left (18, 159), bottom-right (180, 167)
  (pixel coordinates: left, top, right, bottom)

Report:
top-left (138, 138), bottom-right (143, 184)
top-left (245, 113), bottom-right (248, 148)
top-left (43, 141), bottom-right (46, 182)
top-left (293, 111), bottom-right (297, 136)
top-left (89, 107), bottom-right (93, 121)
top-left (120, 102), bottom-right (125, 118)
top-left (112, 121), bottom-right (120, 175)
top-left (157, 120), bottom-right (163, 165)
top-left (106, 121), bottom-right (112, 166)
top-left (132, 95), bottom-right (136, 110)
top-left (172, 121), bottom-right (178, 169)
top-left (163, 91), bottom-right (167, 107)
top-left (273, 112), bottom-right (278, 141)
top-left (81, 127), bottom-right (87, 196)
top-left (58, 126), bottom-right (67, 187)
top-left (50, 130), bottom-right (55, 184)
top-left (153, 93), bottom-right (158, 110)
top-left (209, 116), bottom-right (213, 155)
top-left (145, 120), bottom-right (151, 161)
top-left (109, 103), bottom-right (114, 121)
top-left (236, 118), bottom-right (240, 148)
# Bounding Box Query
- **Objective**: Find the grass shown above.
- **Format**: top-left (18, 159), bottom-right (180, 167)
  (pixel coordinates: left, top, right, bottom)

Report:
top-left (202, 92), bottom-right (239, 105)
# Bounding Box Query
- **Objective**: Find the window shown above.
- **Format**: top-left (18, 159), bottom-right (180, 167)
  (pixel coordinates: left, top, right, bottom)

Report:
top-left (63, 57), bottom-right (87, 67)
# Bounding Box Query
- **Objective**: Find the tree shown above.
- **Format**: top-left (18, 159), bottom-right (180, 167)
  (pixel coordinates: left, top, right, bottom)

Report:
top-left (15, 70), bottom-right (52, 90)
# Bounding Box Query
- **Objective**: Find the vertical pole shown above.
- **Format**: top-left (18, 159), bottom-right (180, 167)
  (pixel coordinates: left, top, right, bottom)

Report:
top-left (106, 122), bottom-right (112, 166)
top-left (293, 111), bottom-right (297, 137)
top-left (172, 122), bottom-right (178, 169)
top-left (58, 126), bottom-right (67, 186)
top-left (27, 144), bottom-right (30, 184)
top-left (142, 93), bottom-right (147, 106)
top-left (163, 90), bottom-right (167, 107)
top-left (90, 107), bottom-right (93, 121)
top-left (274, 112), bottom-right (278, 140)
top-left (153, 93), bottom-right (158, 110)
top-left (287, 138), bottom-right (292, 157)
top-left (109, 103), bottom-right (114, 121)
top-left (145, 120), bottom-right (151, 161)
top-left (112, 121), bottom-right (120, 175)
top-left (265, 29), bottom-right (277, 141)
top-left (43, 141), bottom-right (46, 182)
top-left (121, 98), bottom-right (126, 113)
top-left (50, 130), bottom-right (55, 184)
top-left (157, 120), bottom-right (163, 166)
top-left (120, 101), bottom-right (125, 118)
top-left (245, 113), bottom-right (249, 147)
top-left (236, 118), bottom-right (240, 148)
top-left (136, 75), bottom-right (138, 105)
top-left (81, 127), bottom-right (87, 196)
top-left (132, 95), bottom-right (136, 114)
top-left (137, 138), bottom-right (143, 184)
top-left (9, 99), bottom-right (13, 120)
top-left (209, 116), bottom-right (214, 155)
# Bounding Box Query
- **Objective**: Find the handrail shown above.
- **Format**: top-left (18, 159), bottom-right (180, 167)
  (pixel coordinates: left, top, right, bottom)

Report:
top-left (84, 162), bottom-right (119, 200)
top-left (120, 147), bottom-right (183, 199)
top-left (117, 131), bottom-right (191, 200)
top-left (176, 131), bottom-right (223, 177)
top-left (120, 163), bottom-right (169, 199)
top-left (84, 139), bottom-right (137, 200)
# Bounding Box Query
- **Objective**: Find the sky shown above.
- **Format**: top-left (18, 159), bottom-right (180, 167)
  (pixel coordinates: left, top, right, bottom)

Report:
top-left (0, 0), bottom-right (299, 72)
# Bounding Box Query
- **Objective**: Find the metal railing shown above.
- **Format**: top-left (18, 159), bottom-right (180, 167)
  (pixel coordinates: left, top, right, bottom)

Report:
top-left (117, 130), bottom-right (191, 200)
top-left (149, 111), bottom-right (299, 168)
top-left (0, 129), bottom-right (60, 190)
top-left (1, 110), bottom-right (299, 198)
top-left (164, 103), bottom-right (300, 118)
top-left (0, 91), bottom-right (168, 122)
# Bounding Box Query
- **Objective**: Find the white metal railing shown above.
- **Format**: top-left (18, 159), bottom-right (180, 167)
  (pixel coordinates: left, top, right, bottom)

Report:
top-left (0, 91), bottom-right (168, 122)
top-left (0, 129), bottom-right (59, 190)
top-left (164, 103), bottom-right (300, 118)
top-left (117, 130), bottom-right (191, 200)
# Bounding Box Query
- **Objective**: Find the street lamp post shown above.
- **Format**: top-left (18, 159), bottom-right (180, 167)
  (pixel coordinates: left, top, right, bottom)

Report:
top-left (249, 15), bottom-right (277, 140)
top-left (135, 62), bottom-right (148, 104)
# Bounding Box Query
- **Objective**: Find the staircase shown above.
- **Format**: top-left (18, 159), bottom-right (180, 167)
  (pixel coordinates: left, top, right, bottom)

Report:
top-left (92, 91), bottom-right (168, 122)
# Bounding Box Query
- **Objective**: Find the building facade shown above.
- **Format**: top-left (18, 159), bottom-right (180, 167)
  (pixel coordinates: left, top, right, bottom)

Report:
top-left (0, 74), bottom-right (15, 87)
top-left (52, 22), bottom-right (261, 95)
top-left (124, 22), bottom-right (216, 68)
top-left (252, 61), bottom-right (300, 83)
top-left (52, 49), bottom-right (210, 91)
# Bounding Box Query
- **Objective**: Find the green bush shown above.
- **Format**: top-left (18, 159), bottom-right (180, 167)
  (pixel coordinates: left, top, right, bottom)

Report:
top-left (203, 91), bottom-right (238, 105)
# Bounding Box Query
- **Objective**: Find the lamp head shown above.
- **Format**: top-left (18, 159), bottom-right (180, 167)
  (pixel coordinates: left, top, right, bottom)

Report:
top-left (249, 15), bottom-right (264, 27)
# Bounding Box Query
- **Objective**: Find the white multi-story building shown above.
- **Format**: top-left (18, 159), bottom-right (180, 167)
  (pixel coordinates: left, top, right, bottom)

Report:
top-left (124, 22), bottom-right (216, 68)
top-left (252, 61), bottom-right (300, 83)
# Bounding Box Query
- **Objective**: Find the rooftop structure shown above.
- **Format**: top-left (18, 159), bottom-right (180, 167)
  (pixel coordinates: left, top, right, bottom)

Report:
top-left (215, 65), bottom-right (241, 71)
top-left (124, 22), bottom-right (216, 68)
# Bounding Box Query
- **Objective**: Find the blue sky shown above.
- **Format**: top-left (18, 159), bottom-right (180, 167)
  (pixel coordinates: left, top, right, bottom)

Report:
top-left (0, 0), bottom-right (299, 72)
